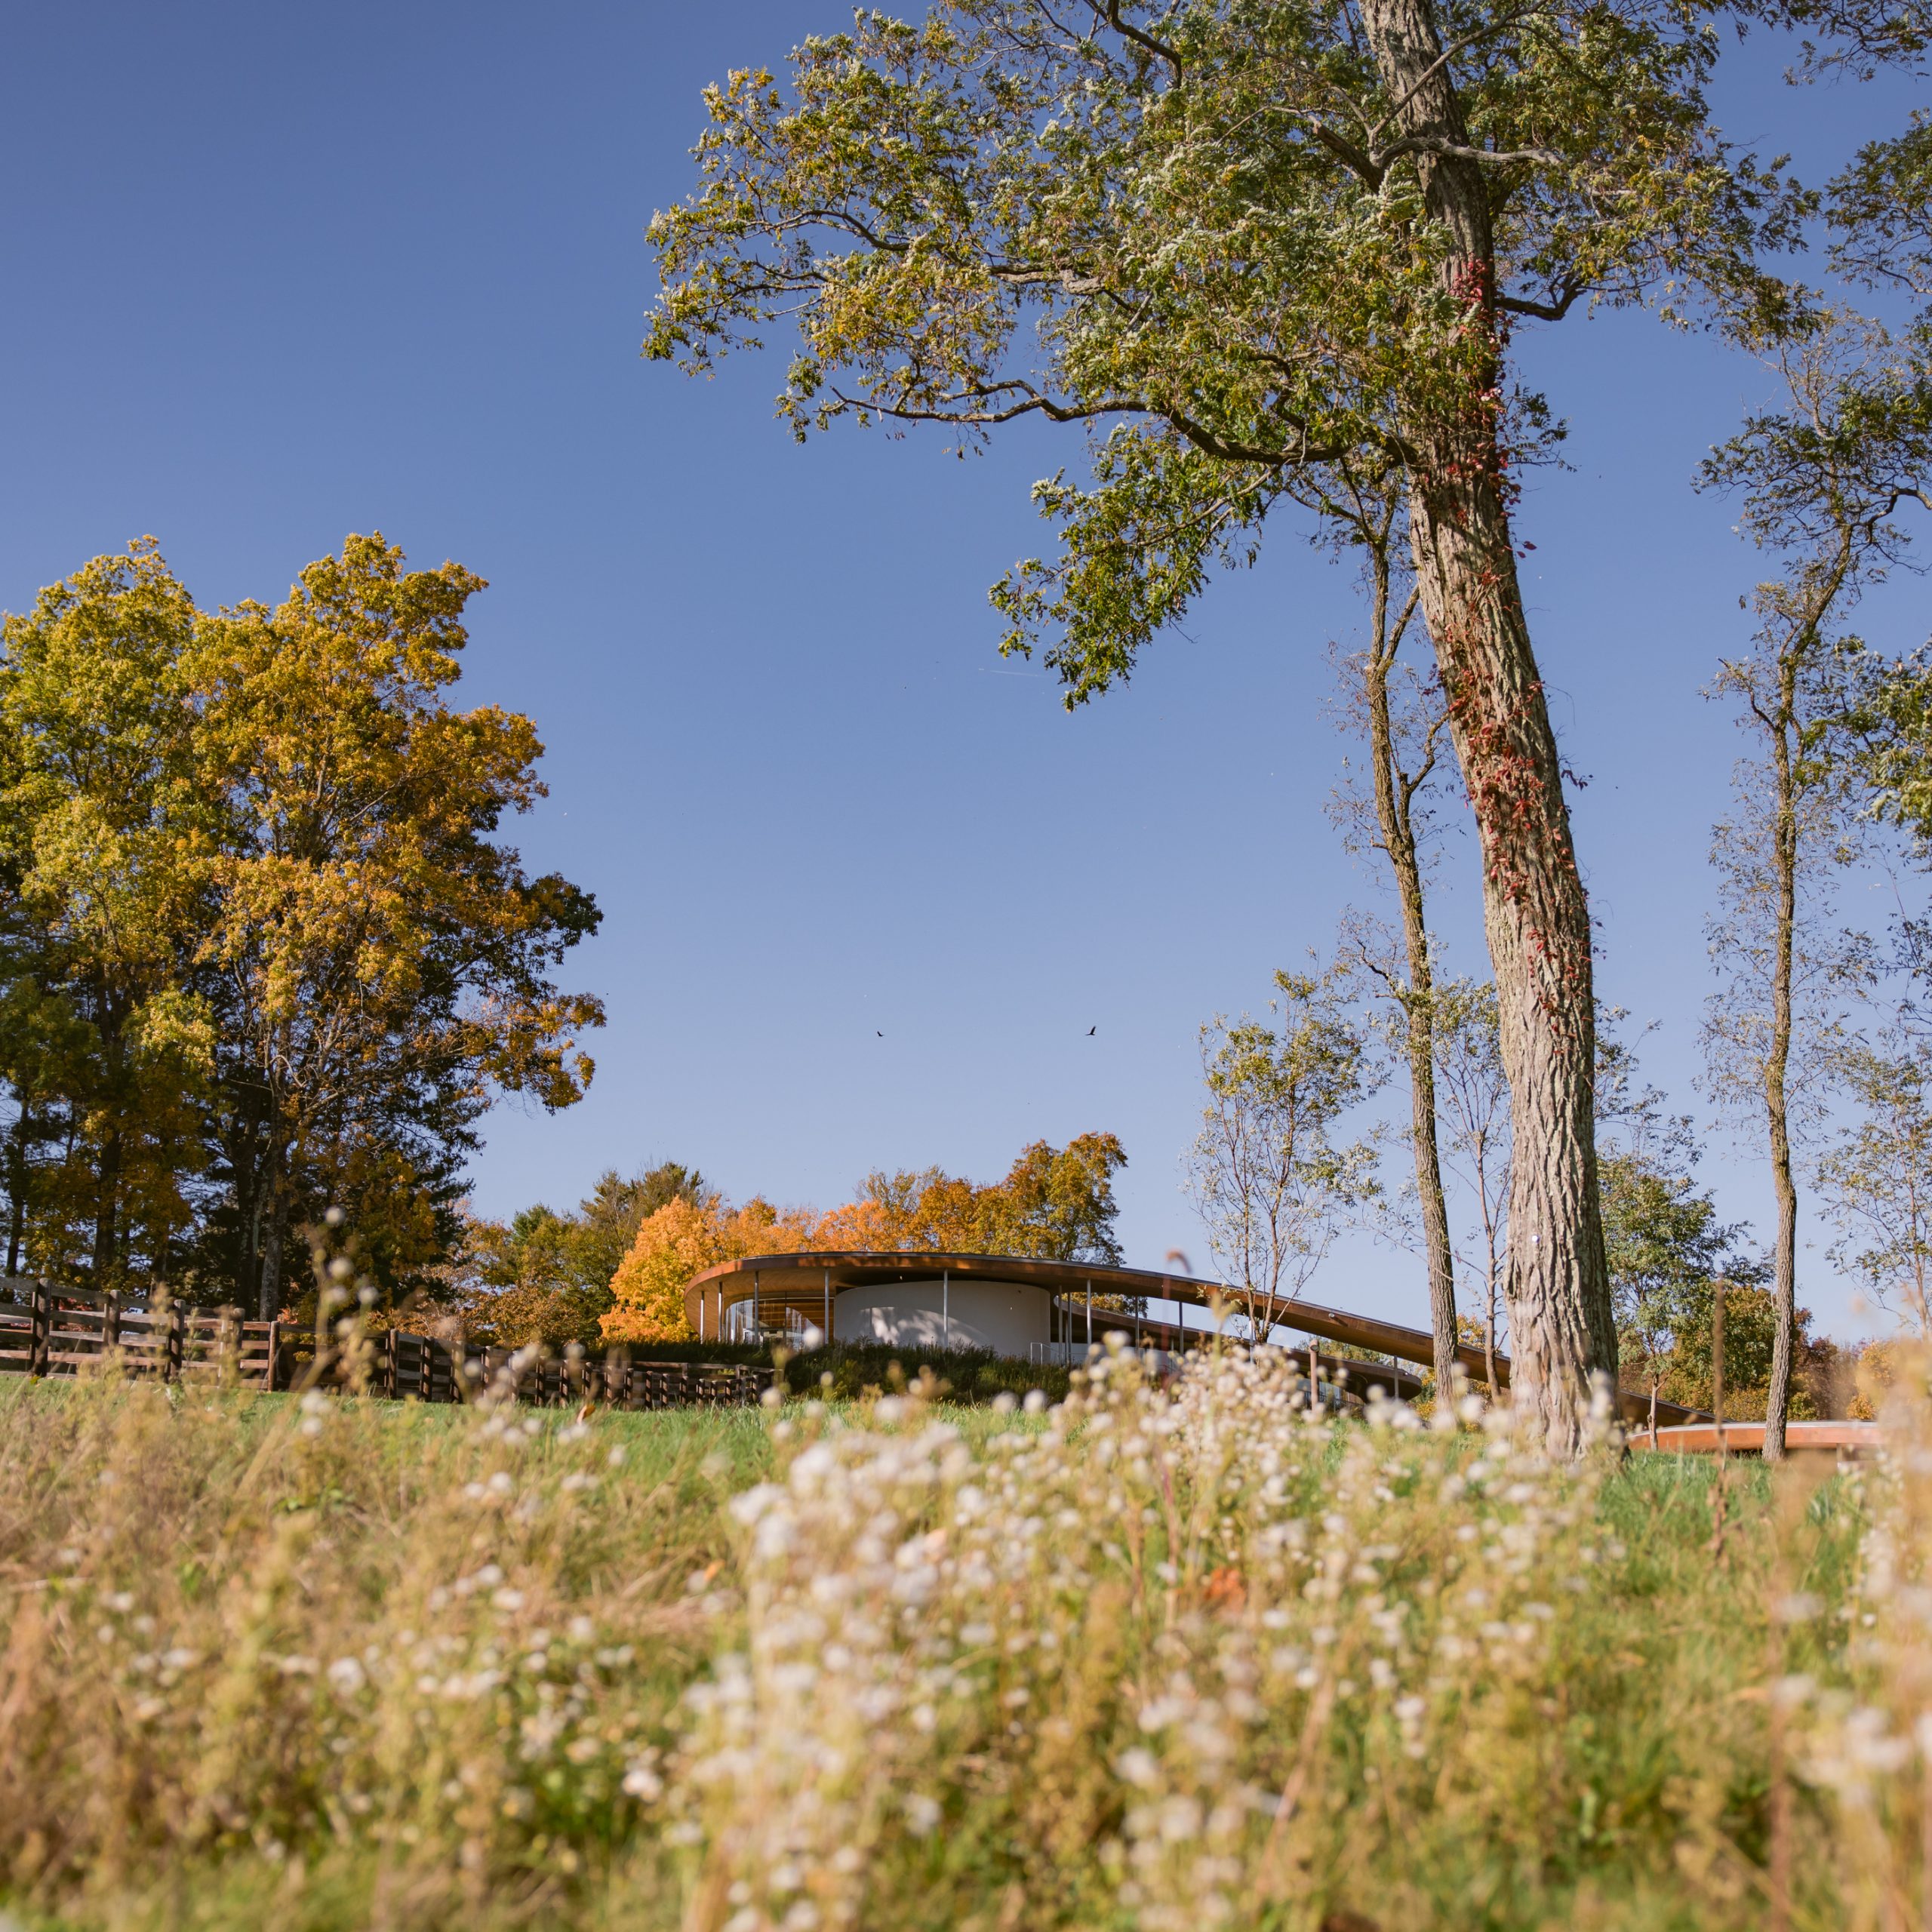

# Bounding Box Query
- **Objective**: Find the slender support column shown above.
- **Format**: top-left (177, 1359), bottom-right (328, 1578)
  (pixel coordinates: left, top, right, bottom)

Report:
top-left (943, 1270), bottom-right (949, 1351)
top-left (1086, 1280), bottom-right (1092, 1347)
top-left (823, 1267), bottom-right (830, 1343)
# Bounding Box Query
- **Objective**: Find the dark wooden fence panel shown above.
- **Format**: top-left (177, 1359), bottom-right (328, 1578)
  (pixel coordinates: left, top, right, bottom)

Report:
top-left (114, 1300), bottom-right (175, 1380)
top-left (177, 1307), bottom-right (243, 1380)
top-left (456, 1346), bottom-right (767, 1411)
top-left (0, 1291), bottom-right (40, 1375)
top-left (235, 1320), bottom-right (283, 1390)
top-left (0, 1285), bottom-right (281, 1389)
top-left (381, 1329), bottom-right (462, 1403)
top-left (0, 1282), bottom-right (768, 1411)
top-left (42, 1288), bottom-right (118, 1375)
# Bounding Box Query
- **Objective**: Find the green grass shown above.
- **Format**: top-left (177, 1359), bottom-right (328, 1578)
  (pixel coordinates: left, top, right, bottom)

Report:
top-left (0, 1361), bottom-right (1906, 1932)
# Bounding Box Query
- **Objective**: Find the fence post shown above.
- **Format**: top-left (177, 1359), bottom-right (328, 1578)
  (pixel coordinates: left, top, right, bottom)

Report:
top-left (32, 1279), bottom-right (51, 1375)
top-left (166, 1296), bottom-right (183, 1383)
top-left (104, 1288), bottom-right (122, 1358)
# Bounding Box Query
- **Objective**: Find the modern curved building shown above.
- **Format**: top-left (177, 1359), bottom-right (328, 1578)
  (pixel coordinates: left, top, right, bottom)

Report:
top-left (681, 1248), bottom-right (1708, 1426)
top-left (688, 1251), bottom-right (1119, 1357)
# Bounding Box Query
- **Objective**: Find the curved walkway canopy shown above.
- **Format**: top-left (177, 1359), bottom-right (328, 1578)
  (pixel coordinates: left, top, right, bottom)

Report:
top-left (684, 1250), bottom-right (1708, 1428)
top-left (1629, 1420), bottom-right (1878, 1455)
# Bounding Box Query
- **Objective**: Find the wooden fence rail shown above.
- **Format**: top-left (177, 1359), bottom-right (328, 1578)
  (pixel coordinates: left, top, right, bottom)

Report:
top-left (0, 1284), bottom-right (284, 1387)
top-left (0, 1281), bottom-right (771, 1411)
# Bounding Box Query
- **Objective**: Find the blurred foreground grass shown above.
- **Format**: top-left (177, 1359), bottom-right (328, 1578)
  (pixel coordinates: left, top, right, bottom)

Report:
top-left (0, 1358), bottom-right (1918, 1932)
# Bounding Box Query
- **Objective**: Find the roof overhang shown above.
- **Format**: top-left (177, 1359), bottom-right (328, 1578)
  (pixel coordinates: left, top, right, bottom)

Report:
top-left (683, 1251), bottom-right (1709, 1428)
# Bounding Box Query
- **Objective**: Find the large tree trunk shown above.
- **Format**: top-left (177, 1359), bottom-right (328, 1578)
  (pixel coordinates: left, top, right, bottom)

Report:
top-left (91, 1126), bottom-right (122, 1289)
top-left (1763, 693), bottom-right (1800, 1461)
top-left (257, 1141), bottom-right (289, 1322)
top-left (1362, 0), bottom-right (1616, 1453)
top-left (1362, 614), bottom-right (1460, 1396)
top-left (4, 1104), bottom-right (28, 1279)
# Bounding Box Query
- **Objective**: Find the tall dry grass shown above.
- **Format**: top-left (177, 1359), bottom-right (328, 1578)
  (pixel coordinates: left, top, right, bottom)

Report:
top-left (0, 1342), bottom-right (1917, 1930)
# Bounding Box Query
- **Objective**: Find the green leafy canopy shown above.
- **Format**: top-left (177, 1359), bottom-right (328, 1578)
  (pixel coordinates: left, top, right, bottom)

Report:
top-left (647, 0), bottom-right (1808, 700)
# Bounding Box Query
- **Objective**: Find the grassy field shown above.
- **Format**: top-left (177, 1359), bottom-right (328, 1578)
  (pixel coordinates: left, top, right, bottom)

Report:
top-left (0, 1355), bottom-right (1921, 1931)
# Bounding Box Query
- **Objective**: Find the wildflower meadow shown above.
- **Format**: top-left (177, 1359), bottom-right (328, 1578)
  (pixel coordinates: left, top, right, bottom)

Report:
top-left (0, 1348), bottom-right (1923, 1930)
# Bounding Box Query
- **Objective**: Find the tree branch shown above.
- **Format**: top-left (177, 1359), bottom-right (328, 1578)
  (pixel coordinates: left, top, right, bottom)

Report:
top-left (835, 377), bottom-right (1350, 467)
top-left (1498, 282), bottom-right (1584, 321)
top-left (1313, 123), bottom-right (1386, 186)
top-left (1371, 134), bottom-right (1566, 172)
top-left (1094, 1), bottom-right (1183, 78)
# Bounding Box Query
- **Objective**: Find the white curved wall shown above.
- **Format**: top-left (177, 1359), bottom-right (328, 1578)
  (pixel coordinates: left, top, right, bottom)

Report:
top-left (834, 1278), bottom-right (1051, 1357)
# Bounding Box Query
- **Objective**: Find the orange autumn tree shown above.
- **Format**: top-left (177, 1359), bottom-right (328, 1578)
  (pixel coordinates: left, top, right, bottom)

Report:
top-left (600, 1134), bottom-right (1127, 1343)
top-left (601, 1195), bottom-right (823, 1343)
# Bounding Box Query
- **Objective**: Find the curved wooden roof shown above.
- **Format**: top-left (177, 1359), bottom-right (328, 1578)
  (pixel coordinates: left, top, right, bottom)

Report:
top-left (1629, 1420), bottom-right (1880, 1456)
top-left (685, 1250), bottom-right (1711, 1428)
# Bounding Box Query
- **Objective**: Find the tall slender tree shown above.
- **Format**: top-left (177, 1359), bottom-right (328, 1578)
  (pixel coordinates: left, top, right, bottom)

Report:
top-left (1186, 966), bottom-right (1383, 1343)
top-left (1700, 322), bottom-right (1930, 1457)
top-left (1816, 1022), bottom-right (1932, 1335)
top-left (1320, 463), bottom-right (1463, 1393)
top-left (1431, 977), bottom-right (1511, 1394)
top-left (646, 1), bottom-right (1822, 1444)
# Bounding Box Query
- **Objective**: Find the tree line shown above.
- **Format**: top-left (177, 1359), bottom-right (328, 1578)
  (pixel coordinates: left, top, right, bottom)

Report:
top-left (440, 1134), bottom-right (1130, 1351)
top-left (1182, 961), bottom-right (1845, 1422)
top-left (0, 535), bottom-right (602, 1318)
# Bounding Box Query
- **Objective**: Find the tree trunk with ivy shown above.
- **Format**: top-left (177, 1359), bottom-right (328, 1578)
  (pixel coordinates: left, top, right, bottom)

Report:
top-left (1364, 0), bottom-right (1617, 1449)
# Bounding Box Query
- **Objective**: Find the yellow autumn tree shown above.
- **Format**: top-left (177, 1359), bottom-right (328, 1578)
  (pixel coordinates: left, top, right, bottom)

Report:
top-left (191, 534), bottom-right (602, 1317)
top-left (832, 1137), bottom-right (1128, 1260)
top-left (601, 1194), bottom-right (820, 1343)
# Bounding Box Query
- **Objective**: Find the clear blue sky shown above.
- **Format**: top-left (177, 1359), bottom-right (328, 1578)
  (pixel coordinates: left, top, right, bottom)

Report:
top-left (2, 4), bottom-right (1922, 1342)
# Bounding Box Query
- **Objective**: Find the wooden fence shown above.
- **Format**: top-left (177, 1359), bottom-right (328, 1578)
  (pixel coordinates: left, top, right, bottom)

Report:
top-left (0, 1284), bottom-right (283, 1386)
top-left (0, 1281), bottom-right (770, 1410)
